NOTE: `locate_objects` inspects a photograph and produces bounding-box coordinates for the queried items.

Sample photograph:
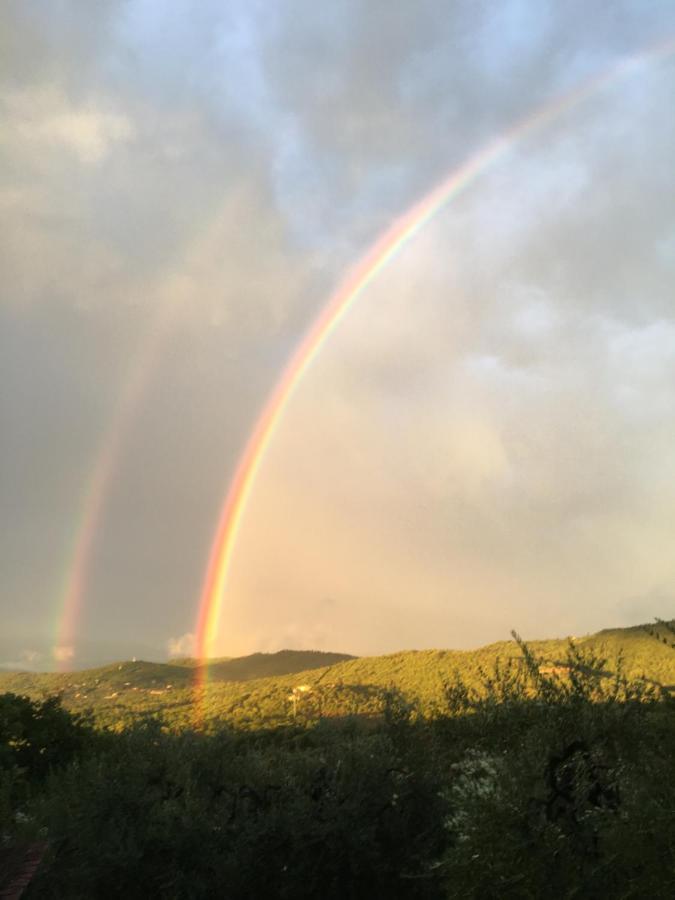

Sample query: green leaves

[0,694,92,782]
[1,627,674,897]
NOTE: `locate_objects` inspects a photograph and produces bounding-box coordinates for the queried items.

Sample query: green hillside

[2,621,675,897]
[0,649,354,719]
[1,623,673,732]
[0,660,194,697]
[187,649,354,682]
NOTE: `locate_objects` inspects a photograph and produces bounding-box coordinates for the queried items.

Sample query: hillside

[1,622,673,731]
[5,623,674,899]
[0,649,354,704]
[173,649,354,681]
[4,623,675,898]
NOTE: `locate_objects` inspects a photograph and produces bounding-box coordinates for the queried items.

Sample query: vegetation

[1,623,674,897]
[1,625,673,733]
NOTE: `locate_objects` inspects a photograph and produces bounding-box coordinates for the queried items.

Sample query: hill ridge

[1,621,673,730]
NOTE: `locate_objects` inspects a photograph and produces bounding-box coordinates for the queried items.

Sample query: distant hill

[172,649,354,682]
[0,659,193,700]
[210,649,355,680]
[0,649,355,699]
[1,622,672,730]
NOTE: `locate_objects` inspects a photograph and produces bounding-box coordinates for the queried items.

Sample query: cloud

[2,86,134,165]
[167,633,196,659]
[218,87,675,649]
[2,0,675,664]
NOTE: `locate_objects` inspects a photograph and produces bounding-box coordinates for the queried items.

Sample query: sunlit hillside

[3,621,675,898]
[2,623,673,732]
[0,649,353,703]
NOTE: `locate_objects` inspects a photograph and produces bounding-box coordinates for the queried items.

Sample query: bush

[27,722,449,899]
[0,694,92,782]
[0,632,672,898]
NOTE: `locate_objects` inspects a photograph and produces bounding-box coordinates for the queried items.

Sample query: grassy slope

[1,623,673,730]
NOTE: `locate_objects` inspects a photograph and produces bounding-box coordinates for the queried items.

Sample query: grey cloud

[262,2,675,235]
[0,2,120,91]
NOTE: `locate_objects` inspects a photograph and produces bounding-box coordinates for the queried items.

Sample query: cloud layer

[2,1,675,667]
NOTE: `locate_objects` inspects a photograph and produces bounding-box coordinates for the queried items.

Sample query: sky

[2,1,675,670]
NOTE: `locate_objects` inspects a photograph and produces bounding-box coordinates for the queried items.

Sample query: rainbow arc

[194,37,675,672]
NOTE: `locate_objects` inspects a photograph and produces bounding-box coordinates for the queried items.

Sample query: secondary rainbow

[194,37,675,672]
[53,310,180,669]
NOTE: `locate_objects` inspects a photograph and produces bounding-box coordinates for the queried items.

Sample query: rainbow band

[54,313,179,669]
[194,37,675,672]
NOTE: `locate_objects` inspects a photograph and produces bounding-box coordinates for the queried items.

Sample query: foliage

[0,625,674,896]
[1,623,673,733]
[435,632,675,898]
[0,694,93,782]
[25,722,447,899]
[0,693,94,851]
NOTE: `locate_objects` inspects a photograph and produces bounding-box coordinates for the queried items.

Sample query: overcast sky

[2,1,675,670]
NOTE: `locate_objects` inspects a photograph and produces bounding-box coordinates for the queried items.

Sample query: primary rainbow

[194,37,675,673]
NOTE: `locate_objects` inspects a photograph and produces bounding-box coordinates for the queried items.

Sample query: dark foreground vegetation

[2,628,675,898]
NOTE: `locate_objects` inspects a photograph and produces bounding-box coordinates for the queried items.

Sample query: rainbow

[194,37,675,676]
[50,37,675,676]
[54,434,121,670]
[53,313,177,670]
